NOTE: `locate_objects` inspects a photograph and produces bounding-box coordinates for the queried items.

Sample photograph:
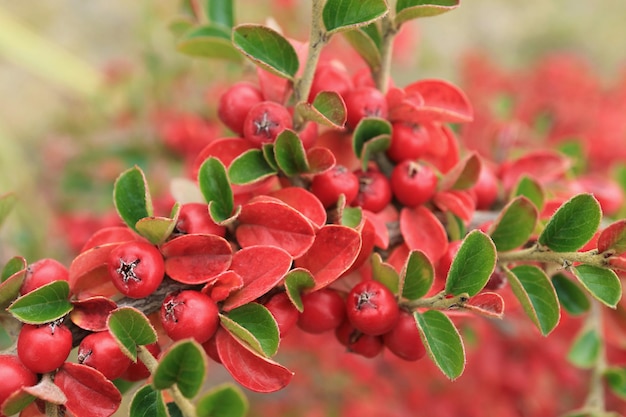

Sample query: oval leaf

[113,166,153,233]
[2,255,25,282]
[605,368,626,401]
[505,265,560,335]
[228,149,277,186]
[598,219,626,256]
[206,0,234,29]
[152,339,208,399]
[488,196,538,252]
[568,328,601,369]
[352,117,392,159]
[0,263,26,309]
[220,303,279,357]
[399,206,448,264]
[130,385,169,417]
[323,0,389,34]
[70,296,117,331]
[232,24,299,79]
[445,230,496,297]
[396,0,460,26]
[538,193,601,252]
[463,292,504,319]
[107,307,158,362]
[161,234,232,284]
[400,250,434,300]
[414,310,465,380]
[270,187,327,229]
[8,280,73,324]
[370,252,400,294]
[177,24,242,61]
[196,383,249,417]
[438,152,481,191]
[342,28,381,70]
[68,243,120,299]
[402,79,473,123]
[284,268,315,312]
[135,215,178,246]
[512,175,545,211]
[572,264,621,308]
[306,146,336,174]
[198,157,234,223]
[552,273,590,316]
[274,129,310,176]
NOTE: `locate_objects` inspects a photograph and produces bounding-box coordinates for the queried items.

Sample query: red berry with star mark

[107,241,165,299]
[160,290,220,344]
[243,101,293,146]
[346,280,399,336]
[343,86,388,130]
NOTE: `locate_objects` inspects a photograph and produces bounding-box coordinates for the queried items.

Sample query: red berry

[308,62,354,102]
[390,160,438,207]
[343,87,388,130]
[107,241,165,299]
[387,123,430,163]
[298,121,319,149]
[352,169,392,213]
[335,320,384,358]
[20,258,69,296]
[217,82,264,135]
[202,334,222,364]
[297,289,346,334]
[346,280,399,336]
[243,101,293,146]
[0,355,38,407]
[311,165,360,208]
[470,163,499,210]
[383,309,426,361]
[78,331,132,380]
[175,203,226,237]
[263,292,299,337]
[121,342,161,381]
[17,323,73,374]
[160,290,220,344]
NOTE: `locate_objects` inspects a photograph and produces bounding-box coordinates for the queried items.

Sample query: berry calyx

[107,241,165,299]
[346,280,400,336]
[243,101,293,146]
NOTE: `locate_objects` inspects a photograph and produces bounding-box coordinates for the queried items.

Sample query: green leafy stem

[498,245,617,271]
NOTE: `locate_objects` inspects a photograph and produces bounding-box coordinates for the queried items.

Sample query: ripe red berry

[20,258,69,296]
[175,202,226,237]
[160,290,220,344]
[17,323,73,374]
[263,291,299,337]
[310,165,360,208]
[387,123,430,163]
[308,62,354,102]
[352,169,392,213]
[121,342,161,381]
[107,241,165,299]
[297,288,346,334]
[243,101,293,146]
[0,355,38,407]
[390,160,438,207]
[470,163,499,210]
[346,280,399,336]
[383,309,426,361]
[217,82,264,135]
[335,320,384,358]
[78,331,132,380]
[343,86,388,130]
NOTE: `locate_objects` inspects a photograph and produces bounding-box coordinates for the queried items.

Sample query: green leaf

[284,269,315,312]
[552,273,590,316]
[445,230,496,297]
[130,385,169,417]
[341,206,362,229]
[135,207,180,245]
[537,193,601,252]
[232,24,299,79]
[568,328,601,369]
[168,17,195,39]
[438,153,481,191]
[196,383,249,417]
[414,310,465,380]
[177,24,242,61]
[8,280,73,324]
[274,130,310,176]
[0,268,26,309]
[605,368,626,400]
[488,196,538,252]
[152,339,207,399]
[114,166,153,233]
[512,175,545,211]
[360,135,390,172]
[371,253,400,295]
[2,256,26,282]
[342,28,381,71]
[198,157,234,223]
[0,192,17,228]
[505,265,560,335]
[572,264,622,308]
[205,0,234,29]
[219,303,280,358]
[107,307,158,362]
[400,250,434,300]
[295,91,347,128]
[228,149,277,185]
[323,0,389,34]
[262,144,279,171]
[352,117,392,159]
[396,0,460,26]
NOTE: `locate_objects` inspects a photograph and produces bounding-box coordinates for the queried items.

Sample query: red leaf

[598,220,626,256]
[294,225,362,290]
[192,137,254,179]
[236,199,316,257]
[399,206,448,264]
[215,327,293,393]
[202,270,244,303]
[54,363,121,417]
[80,226,138,253]
[363,210,390,250]
[222,246,293,311]
[69,244,120,299]
[161,234,232,284]
[70,296,117,331]
[270,187,327,229]
[464,292,505,318]
[402,79,473,123]
[433,190,476,223]
[499,150,571,191]
[438,152,482,191]
[422,124,460,173]
[306,146,336,174]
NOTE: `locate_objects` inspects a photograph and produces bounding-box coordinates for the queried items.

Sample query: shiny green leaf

[488,196,538,252]
[284,268,315,312]
[568,328,600,368]
[552,273,590,316]
[198,157,234,223]
[352,117,392,159]
[396,0,460,26]
[152,339,207,398]
[130,385,168,417]
[342,28,381,70]
[415,310,465,380]
[323,0,389,34]
[445,230,496,297]
[196,383,249,417]
[274,130,309,176]
[512,175,545,211]
[400,250,434,300]
[177,24,242,61]
[572,265,621,308]
[8,280,72,324]
[228,149,277,185]
[219,303,280,357]
[205,0,234,28]
[114,166,153,233]
[107,307,158,362]
[371,252,400,295]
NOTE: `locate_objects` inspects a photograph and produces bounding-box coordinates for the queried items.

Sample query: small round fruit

[297,289,346,334]
[107,241,165,299]
[243,101,293,146]
[387,123,430,163]
[308,62,354,102]
[121,342,161,382]
[346,280,399,336]
[383,309,426,361]
[471,163,499,210]
[78,331,132,380]
[335,320,383,358]
[20,258,69,296]
[263,292,299,337]
[175,203,226,237]
[343,86,388,130]
[390,160,438,207]
[311,165,360,208]
[0,355,38,406]
[217,82,264,135]
[352,169,392,213]
[17,323,73,374]
[160,290,220,344]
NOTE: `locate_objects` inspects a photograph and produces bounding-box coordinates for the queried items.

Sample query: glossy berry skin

[335,320,384,358]
[78,331,132,380]
[107,241,165,299]
[20,258,69,296]
[17,323,73,374]
[343,86,388,130]
[470,163,499,210]
[297,289,346,334]
[263,292,299,337]
[175,203,226,237]
[346,280,399,336]
[121,342,160,382]
[387,123,430,163]
[243,101,293,146]
[310,165,360,208]
[352,169,392,213]
[217,82,264,135]
[383,310,426,361]
[308,62,354,102]
[390,160,438,207]
[0,355,38,407]
[160,290,220,344]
